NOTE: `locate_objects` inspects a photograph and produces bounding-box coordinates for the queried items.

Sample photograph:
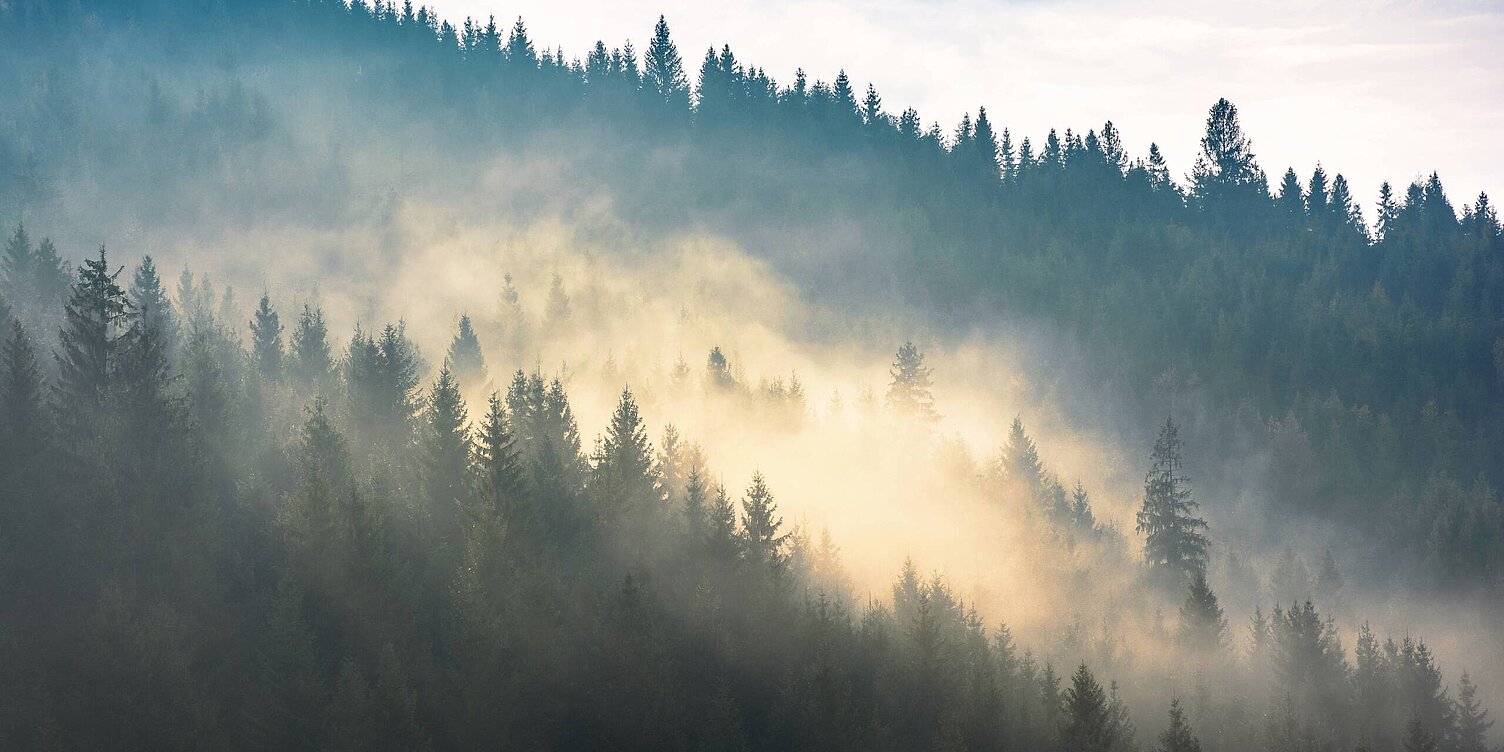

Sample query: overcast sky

[431,0,1503,210]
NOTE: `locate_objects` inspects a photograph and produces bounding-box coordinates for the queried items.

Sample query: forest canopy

[0,1,1501,750]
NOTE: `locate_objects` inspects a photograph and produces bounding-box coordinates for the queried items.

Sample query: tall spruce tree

[1061,663,1117,752]
[250,293,284,383]
[447,314,485,387]
[1136,417,1209,584]
[1178,572,1227,650]
[591,387,660,525]
[739,471,787,578]
[1452,672,1493,752]
[55,246,128,442]
[644,15,688,109]
[1156,699,1201,752]
[886,341,938,423]
[474,391,524,523]
[127,256,178,360]
[422,362,473,551]
[289,303,332,393]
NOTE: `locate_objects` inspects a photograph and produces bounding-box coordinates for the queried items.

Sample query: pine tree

[885,341,938,423]
[1061,663,1117,752]
[1452,672,1493,752]
[1177,572,1226,650]
[0,321,50,486]
[290,303,332,393]
[1155,699,1201,752]
[250,293,284,383]
[504,16,536,68]
[739,471,787,577]
[644,15,688,109]
[116,277,184,476]
[127,255,178,360]
[544,273,571,336]
[1001,416,1044,500]
[706,482,739,564]
[1402,719,1438,752]
[422,362,472,549]
[591,387,660,524]
[1190,98,1265,212]
[55,246,129,440]
[1136,417,1209,584]
[1377,181,1400,241]
[971,107,1000,182]
[447,313,485,387]
[474,391,524,522]
[1277,168,1305,227]
[0,223,33,304]
[861,83,883,127]
[681,463,709,544]
[705,345,735,391]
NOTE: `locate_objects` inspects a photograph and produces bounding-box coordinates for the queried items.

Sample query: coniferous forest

[1,1,1502,750]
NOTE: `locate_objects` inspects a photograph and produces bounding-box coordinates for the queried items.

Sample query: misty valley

[0,1,1501,751]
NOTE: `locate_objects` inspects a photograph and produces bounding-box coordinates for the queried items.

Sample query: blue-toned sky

[433,0,1503,213]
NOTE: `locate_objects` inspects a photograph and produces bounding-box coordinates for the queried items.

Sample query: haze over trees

[1,1,1502,751]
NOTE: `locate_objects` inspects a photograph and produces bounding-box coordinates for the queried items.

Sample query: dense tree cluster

[3,1,1498,596]
[0,238,1494,750]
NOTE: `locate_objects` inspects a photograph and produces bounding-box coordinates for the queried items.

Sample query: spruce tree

[290,303,332,393]
[447,313,485,387]
[422,362,472,547]
[1061,663,1116,752]
[705,345,735,391]
[55,246,128,441]
[127,255,178,360]
[644,15,688,109]
[1155,699,1201,752]
[1001,416,1045,501]
[739,471,787,577]
[250,293,284,383]
[1136,417,1209,584]
[1177,572,1226,650]
[0,321,49,485]
[1452,672,1493,752]
[1190,98,1265,213]
[474,391,524,522]
[1402,719,1438,752]
[591,387,659,523]
[706,482,739,565]
[886,341,938,423]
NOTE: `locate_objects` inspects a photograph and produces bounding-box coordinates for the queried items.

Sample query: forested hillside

[0,0,1501,750]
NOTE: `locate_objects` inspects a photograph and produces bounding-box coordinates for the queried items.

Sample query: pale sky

[431,0,1504,211]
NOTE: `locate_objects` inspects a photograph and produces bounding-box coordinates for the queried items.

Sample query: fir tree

[447,313,486,387]
[1178,572,1227,650]
[705,345,735,391]
[1190,98,1264,212]
[644,15,688,108]
[422,362,473,549]
[127,255,178,360]
[0,321,50,485]
[474,391,524,522]
[55,246,129,439]
[250,293,284,383]
[739,471,787,577]
[1155,699,1201,752]
[885,340,938,423]
[1452,672,1493,752]
[1061,663,1117,752]
[591,387,660,526]
[1136,417,1209,584]
[290,303,332,393]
